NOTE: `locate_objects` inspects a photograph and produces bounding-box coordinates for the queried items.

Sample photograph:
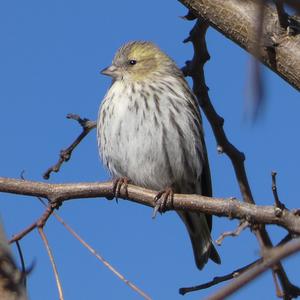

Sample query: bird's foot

[152,187,174,219]
[109,177,130,202]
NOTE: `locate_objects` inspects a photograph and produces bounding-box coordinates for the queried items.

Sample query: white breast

[97,79,203,192]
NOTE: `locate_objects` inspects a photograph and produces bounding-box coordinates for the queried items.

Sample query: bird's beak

[100,65,119,78]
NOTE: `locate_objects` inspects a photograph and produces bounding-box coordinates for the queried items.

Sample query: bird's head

[101,41,175,81]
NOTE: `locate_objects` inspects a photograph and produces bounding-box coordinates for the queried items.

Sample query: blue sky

[0,1,299,299]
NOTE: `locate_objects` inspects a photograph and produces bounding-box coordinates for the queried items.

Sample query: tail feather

[178,211,220,270]
[210,243,221,265]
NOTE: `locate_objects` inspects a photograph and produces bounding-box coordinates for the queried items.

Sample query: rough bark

[179,0,300,91]
[1,177,300,235]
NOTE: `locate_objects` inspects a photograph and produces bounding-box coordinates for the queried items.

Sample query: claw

[152,188,174,219]
[111,177,130,202]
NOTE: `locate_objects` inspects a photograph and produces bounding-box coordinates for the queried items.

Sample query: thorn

[183,36,191,43]
[181,10,197,21]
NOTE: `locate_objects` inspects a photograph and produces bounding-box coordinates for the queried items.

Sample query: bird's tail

[178,211,221,270]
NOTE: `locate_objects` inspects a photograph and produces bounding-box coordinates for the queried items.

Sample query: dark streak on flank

[116,120,123,138]
[149,84,158,93]
[134,101,139,114]
[153,94,161,115]
[101,129,107,146]
[101,108,106,126]
[109,104,115,118]
[144,90,150,97]
[131,84,136,94]
[169,110,184,139]
[188,119,199,141]
[157,85,164,94]
[162,81,181,99]
[141,92,149,110]
[168,96,181,114]
[153,114,159,128]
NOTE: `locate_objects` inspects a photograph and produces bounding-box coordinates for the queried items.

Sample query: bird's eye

[129,60,137,65]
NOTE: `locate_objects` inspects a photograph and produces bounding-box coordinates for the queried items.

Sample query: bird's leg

[152,187,174,219]
[110,177,131,202]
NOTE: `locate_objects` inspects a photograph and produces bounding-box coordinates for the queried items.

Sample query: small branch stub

[43,114,96,180]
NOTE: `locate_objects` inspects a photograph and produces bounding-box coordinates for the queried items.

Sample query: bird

[97,41,221,270]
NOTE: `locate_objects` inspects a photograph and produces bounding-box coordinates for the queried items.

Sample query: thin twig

[53,211,152,300]
[12,192,151,299]
[179,258,261,295]
[277,233,293,246]
[272,171,285,210]
[43,114,96,180]
[179,233,295,295]
[38,227,64,300]
[10,222,37,244]
[216,221,249,245]
[35,196,151,299]
[206,238,300,300]
[272,268,284,298]
[9,204,55,244]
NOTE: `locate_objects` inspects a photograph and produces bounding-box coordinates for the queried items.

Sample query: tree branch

[179,0,300,91]
[272,171,285,210]
[179,233,292,295]
[216,220,250,245]
[207,238,300,300]
[43,114,96,180]
[179,258,262,295]
[38,227,64,300]
[1,177,300,235]
[50,206,152,300]
[182,18,300,298]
